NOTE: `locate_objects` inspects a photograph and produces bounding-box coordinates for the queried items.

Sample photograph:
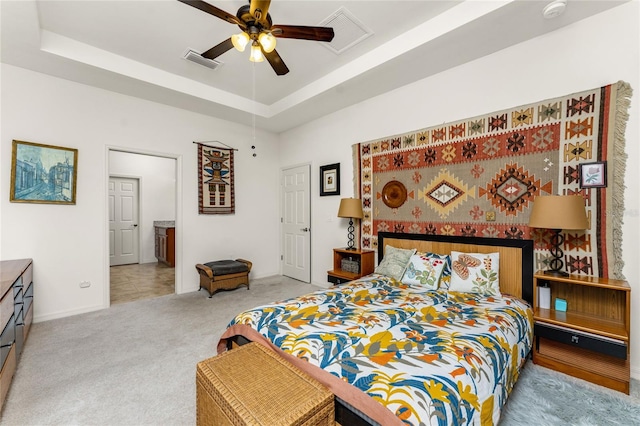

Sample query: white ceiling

[1,0,629,133]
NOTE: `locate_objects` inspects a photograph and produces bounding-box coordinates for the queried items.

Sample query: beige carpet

[1,275,638,425]
[1,275,313,425]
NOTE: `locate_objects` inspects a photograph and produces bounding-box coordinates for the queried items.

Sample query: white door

[281,165,311,282]
[109,177,140,266]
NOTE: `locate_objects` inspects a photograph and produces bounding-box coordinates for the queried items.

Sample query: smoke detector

[543,0,567,19]
[183,49,222,70]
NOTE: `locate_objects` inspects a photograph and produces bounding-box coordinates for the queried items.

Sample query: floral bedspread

[227,274,533,426]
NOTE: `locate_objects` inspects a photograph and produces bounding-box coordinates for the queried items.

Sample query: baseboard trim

[34,304,105,323]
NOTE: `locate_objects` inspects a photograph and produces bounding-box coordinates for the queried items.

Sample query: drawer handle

[571,335,579,344]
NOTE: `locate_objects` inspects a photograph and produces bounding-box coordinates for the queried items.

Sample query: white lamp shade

[258,32,276,53]
[231,32,250,52]
[249,43,264,62]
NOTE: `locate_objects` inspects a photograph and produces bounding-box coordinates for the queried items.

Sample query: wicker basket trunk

[196,342,335,426]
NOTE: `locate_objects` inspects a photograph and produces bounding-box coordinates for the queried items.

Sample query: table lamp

[337,198,364,250]
[528,195,589,276]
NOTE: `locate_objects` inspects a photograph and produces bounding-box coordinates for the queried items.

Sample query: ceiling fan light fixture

[249,42,264,62]
[231,32,250,52]
[258,32,276,53]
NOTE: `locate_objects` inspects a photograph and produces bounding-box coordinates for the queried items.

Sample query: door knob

[300,227,310,232]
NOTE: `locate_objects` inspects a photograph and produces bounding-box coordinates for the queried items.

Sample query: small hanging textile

[198,143,235,214]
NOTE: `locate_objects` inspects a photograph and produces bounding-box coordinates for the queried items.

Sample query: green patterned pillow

[402,253,447,289]
[374,245,416,280]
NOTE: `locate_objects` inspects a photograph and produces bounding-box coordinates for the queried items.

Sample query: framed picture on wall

[10,140,78,204]
[579,161,607,188]
[320,163,340,196]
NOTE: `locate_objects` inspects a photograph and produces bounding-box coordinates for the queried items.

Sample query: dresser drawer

[23,303,34,341]
[13,276,23,294]
[24,283,33,315]
[535,323,627,360]
[23,263,33,287]
[1,316,15,368]
[328,274,351,285]
[13,287,24,311]
[0,344,16,413]
[0,293,13,332]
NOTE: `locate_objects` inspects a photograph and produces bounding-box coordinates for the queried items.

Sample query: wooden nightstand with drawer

[532,271,631,394]
[327,248,375,285]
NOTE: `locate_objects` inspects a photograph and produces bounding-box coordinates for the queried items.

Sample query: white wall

[109,151,176,264]
[1,64,282,321]
[279,3,640,377]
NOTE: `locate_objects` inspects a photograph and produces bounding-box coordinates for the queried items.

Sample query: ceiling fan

[178,0,335,75]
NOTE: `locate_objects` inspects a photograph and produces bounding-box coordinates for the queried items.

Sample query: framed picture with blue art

[579,161,607,188]
[10,140,78,204]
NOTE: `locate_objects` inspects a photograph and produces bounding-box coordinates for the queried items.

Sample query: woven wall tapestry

[198,144,235,214]
[353,81,632,279]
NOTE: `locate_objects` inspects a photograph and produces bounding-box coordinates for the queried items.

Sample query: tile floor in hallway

[110,262,174,305]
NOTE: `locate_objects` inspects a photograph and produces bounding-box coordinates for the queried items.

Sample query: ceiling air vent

[319,7,373,55]
[183,49,222,70]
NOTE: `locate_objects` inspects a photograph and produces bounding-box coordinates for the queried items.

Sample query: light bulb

[258,32,276,53]
[249,42,264,62]
[231,32,250,52]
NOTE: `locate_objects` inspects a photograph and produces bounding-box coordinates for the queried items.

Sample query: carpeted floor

[1,275,638,425]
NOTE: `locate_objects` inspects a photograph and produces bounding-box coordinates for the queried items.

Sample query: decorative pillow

[402,253,447,289]
[422,252,452,289]
[374,245,416,280]
[448,251,500,295]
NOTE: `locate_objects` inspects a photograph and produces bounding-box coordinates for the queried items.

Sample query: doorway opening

[107,148,179,306]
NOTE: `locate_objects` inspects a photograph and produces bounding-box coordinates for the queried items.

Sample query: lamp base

[543,269,569,277]
[344,247,357,251]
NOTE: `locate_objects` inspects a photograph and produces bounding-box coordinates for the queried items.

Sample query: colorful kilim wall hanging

[353,81,632,279]
[198,144,235,214]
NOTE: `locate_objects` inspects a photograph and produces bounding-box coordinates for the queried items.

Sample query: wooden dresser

[1,259,34,412]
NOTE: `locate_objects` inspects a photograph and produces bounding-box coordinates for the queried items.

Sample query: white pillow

[402,253,447,290]
[448,251,500,295]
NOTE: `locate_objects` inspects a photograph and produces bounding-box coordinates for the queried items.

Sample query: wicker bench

[195,259,252,298]
[196,342,334,425]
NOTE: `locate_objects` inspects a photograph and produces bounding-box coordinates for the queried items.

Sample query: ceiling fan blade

[202,37,234,60]
[271,25,334,42]
[263,49,289,76]
[178,0,246,29]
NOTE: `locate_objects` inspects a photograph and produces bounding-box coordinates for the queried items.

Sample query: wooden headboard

[377,233,534,303]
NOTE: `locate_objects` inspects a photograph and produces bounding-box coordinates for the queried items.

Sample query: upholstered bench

[195,259,252,298]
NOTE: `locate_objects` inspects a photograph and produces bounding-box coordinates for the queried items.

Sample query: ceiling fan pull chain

[252,62,257,158]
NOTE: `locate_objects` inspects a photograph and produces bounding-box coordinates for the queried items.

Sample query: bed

[217,233,534,426]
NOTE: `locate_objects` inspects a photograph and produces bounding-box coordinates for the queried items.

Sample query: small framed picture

[320,163,340,196]
[579,161,607,188]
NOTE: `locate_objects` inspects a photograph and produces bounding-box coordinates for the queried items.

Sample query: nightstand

[327,248,375,285]
[532,271,631,394]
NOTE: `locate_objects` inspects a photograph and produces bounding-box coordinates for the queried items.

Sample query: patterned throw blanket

[219,275,533,426]
[353,82,632,279]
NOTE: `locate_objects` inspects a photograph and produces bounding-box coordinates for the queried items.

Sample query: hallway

[110,262,174,305]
